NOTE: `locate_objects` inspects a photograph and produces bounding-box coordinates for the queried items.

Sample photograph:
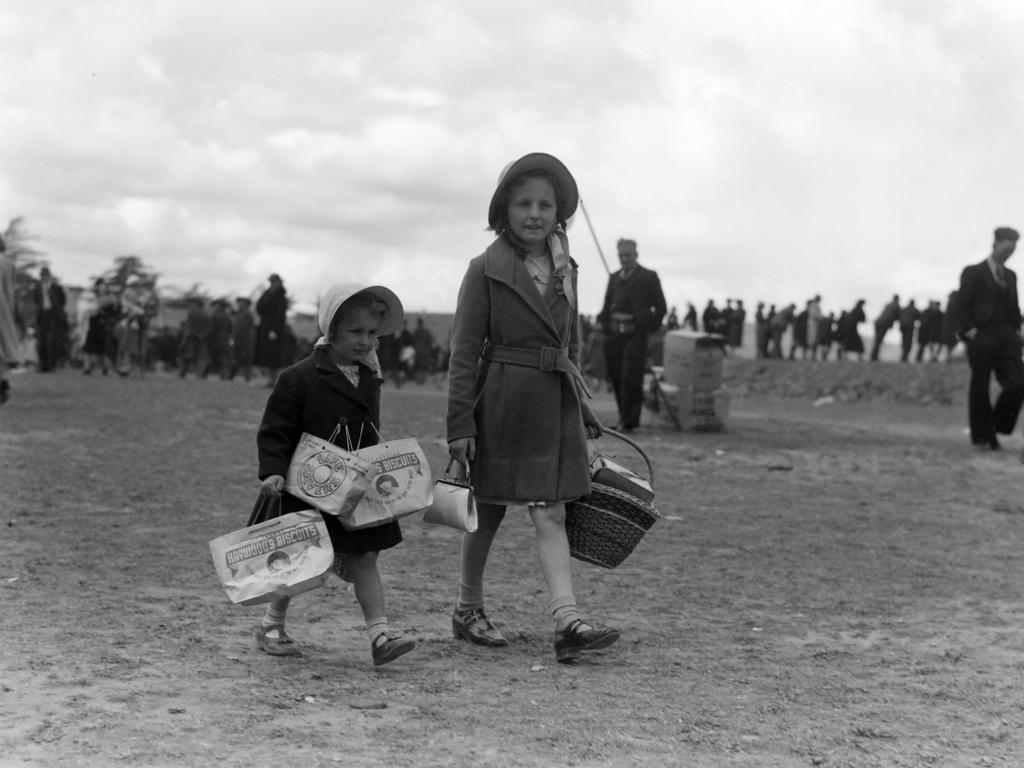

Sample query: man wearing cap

[956,227,1024,450]
[597,238,666,432]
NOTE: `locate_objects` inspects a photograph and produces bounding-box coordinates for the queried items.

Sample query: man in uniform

[956,227,1024,451]
[597,238,666,432]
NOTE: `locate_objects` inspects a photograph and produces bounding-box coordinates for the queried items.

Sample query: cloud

[2,0,1024,323]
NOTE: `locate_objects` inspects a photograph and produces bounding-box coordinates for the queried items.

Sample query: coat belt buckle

[538,347,557,371]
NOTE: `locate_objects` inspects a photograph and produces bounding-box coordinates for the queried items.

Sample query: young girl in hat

[255,281,415,666]
[446,152,619,663]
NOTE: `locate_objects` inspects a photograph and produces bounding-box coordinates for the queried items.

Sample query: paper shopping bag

[342,437,434,530]
[284,432,374,517]
[209,509,334,605]
[423,459,477,532]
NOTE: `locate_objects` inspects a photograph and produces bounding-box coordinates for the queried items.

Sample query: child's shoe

[554,619,620,664]
[451,607,508,647]
[255,624,301,656]
[371,632,415,666]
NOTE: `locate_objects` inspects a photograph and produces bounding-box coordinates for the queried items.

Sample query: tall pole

[578,198,612,276]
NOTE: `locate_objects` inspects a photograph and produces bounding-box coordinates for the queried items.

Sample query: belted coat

[446,234,595,505]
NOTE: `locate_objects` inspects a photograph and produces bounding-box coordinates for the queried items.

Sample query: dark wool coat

[447,234,594,504]
[254,286,288,368]
[257,346,402,553]
[596,264,667,335]
[956,260,1021,347]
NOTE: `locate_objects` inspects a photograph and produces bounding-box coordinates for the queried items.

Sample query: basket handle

[601,428,654,487]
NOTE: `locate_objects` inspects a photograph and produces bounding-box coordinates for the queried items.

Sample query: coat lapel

[483,236,563,340]
[313,348,370,412]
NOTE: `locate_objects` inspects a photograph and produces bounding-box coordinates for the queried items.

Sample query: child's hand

[260,475,285,496]
[448,437,475,468]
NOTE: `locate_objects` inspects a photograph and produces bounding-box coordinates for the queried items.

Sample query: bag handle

[601,428,654,487]
[331,417,384,450]
[443,457,471,484]
[247,492,283,527]
[328,418,352,449]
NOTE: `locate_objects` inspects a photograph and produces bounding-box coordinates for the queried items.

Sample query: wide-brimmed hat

[487,152,578,231]
[316,282,404,342]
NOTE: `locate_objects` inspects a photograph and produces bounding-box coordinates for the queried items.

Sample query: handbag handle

[601,428,654,488]
[443,457,471,484]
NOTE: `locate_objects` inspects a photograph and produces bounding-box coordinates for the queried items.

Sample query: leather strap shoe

[452,607,508,647]
[554,619,621,663]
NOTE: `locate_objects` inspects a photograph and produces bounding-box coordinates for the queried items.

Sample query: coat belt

[480,342,592,398]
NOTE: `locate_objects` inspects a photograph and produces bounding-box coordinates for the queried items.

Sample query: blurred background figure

[82,278,119,375]
[228,296,256,382]
[33,265,67,372]
[202,298,233,379]
[116,275,158,378]
[178,296,210,378]
[0,235,16,403]
[254,273,288,387]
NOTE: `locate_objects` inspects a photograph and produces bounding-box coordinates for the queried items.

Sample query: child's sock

[550,595,588,633]
[366,617,389,644]
[261,599,289,631]
[456,582,484,613]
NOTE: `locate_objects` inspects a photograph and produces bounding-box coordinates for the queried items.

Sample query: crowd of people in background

[0,265,449,391]
[0,254,966,411]
[645,291,962,364]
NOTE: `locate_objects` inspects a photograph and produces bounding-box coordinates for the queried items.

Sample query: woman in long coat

[446,153,618,664]
[254,274,288,386]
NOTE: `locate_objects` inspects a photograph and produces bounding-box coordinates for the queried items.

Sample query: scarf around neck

[504,225,575,307]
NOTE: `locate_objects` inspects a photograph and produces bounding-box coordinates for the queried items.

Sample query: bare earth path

[1,361,1022,767]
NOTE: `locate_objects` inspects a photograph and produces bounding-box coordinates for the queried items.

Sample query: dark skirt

[253,325,283,368]
[83,315,108,355]
[280,491,402,553]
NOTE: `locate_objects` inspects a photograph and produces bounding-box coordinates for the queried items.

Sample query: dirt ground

[2,360,1024,767]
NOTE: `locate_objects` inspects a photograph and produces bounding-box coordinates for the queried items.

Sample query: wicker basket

[566,429,660,568]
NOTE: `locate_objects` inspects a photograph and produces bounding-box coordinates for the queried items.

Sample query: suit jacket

[956,260,1021,347]
[597,264,667,334]
[33,279,66,319]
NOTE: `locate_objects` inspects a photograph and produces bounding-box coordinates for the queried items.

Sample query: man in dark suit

[33,266,67,372]
[956,226,1024,450]
[597,238,667,432]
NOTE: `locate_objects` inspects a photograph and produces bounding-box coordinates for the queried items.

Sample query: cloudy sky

[3,0,1024,319]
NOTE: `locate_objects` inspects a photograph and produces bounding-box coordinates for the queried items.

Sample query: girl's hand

[260,475,285,496]
[448,437,476,468]
[584,420,604,440]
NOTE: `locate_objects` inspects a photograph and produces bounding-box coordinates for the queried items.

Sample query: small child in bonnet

[254,281,415,666]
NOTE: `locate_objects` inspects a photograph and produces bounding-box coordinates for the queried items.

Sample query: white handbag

[423,459,477,532]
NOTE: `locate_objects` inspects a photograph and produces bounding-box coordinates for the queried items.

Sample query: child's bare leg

[256,596,300,656]
[346,551,414,665]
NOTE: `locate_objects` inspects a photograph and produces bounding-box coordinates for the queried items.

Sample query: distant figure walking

[870,294,900,361]
[254,274,288,387]
[33,266,67,372]
[228,296,256,382]
[898,299,920,362]
[202,299,233,379]
[683,302,698,331]
[839,300,867,361]
[0,236,16,403]
[178,297,210,378]
[955,227,1024,451]
[597,237,667,432]
[768,303,794,359]
[806,295,823,359]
